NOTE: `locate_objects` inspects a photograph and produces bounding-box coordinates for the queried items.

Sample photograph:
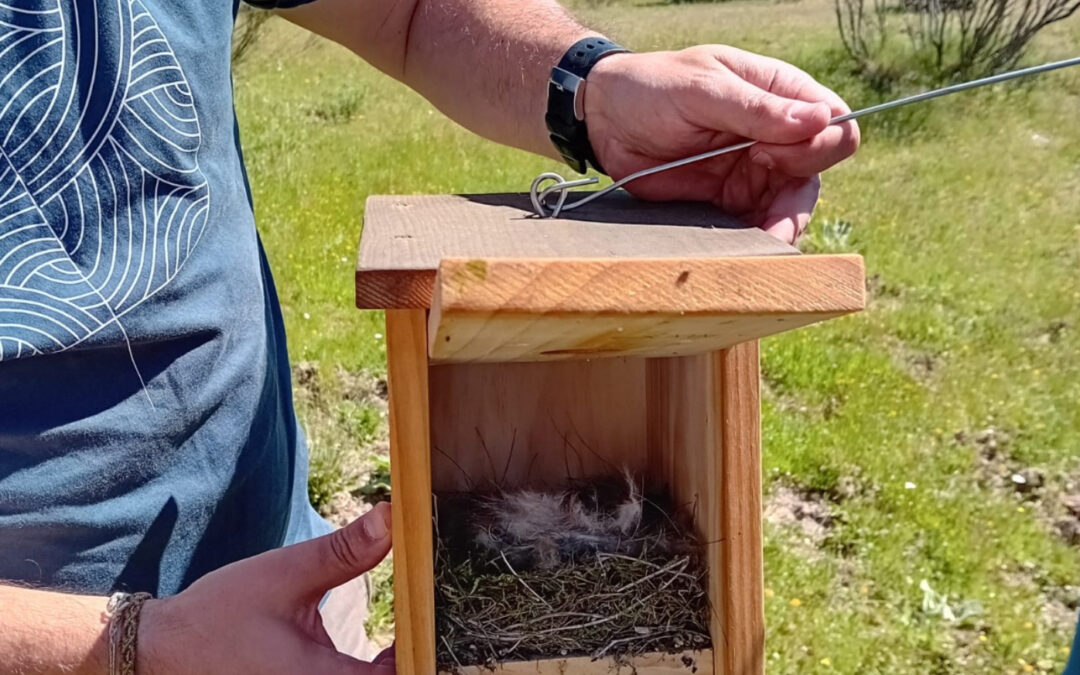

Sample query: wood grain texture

[714,343,764,675]
[645,353,715,543]
[428,358,648,493]
[356,193,798,309]
[428,256,865,363]
[441,650,714,674]
[646,345,764,675]
[385,309,437,675]
[646,354,723,672]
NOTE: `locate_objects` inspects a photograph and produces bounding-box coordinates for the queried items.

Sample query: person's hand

[136,502,395,675]
[585,45,860,243]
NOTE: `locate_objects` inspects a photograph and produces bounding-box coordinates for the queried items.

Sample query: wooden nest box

[356,193,865,674]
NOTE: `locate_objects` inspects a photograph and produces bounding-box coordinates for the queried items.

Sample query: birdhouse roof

[355,192,797,309]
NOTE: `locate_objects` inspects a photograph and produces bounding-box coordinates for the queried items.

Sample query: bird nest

[433,474,711,671]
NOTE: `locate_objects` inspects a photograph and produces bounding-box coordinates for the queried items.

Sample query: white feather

[473,471,650,568]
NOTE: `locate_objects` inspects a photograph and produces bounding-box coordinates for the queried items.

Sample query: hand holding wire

[529,56,1080,218]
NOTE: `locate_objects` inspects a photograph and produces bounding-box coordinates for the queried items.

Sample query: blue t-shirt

[0,0,328,597]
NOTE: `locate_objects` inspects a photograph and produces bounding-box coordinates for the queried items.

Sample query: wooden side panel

[715,342,765,675]
[441,649,714,674]
[385,309,436,675]
[646,343,764,675]
[646,354,714,530]
[646,353,722,666]
[428,256,865,363]
[428,358,648,493]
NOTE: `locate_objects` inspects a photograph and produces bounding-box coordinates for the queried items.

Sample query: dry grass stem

[433,479,711,670]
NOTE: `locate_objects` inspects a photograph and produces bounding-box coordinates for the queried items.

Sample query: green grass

[234,2,1080,671]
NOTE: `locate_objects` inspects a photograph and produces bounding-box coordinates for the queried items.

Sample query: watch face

[550,66,582,95]
[550,67,587,122]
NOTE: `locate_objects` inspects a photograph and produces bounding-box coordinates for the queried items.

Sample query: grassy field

[234,2,1080,672]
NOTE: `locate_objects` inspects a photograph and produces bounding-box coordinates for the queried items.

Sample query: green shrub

[308,436,356,513]
[296,362,387,513]
[359,454,392,505]
[835,0,1080,83]
[306,86,369,124]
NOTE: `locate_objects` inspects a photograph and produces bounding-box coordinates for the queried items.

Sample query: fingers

[682,69,832,145]
[749,120,860,177]
[759,174,821,244]
[275,502,393,600]
[687,45,860,174]
[320,502,393,590]
[711,45,851,116]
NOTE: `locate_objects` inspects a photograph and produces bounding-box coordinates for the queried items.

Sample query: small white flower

[374,333,383,340]
[303,312,311,320]
[1010,473,1026,485]
[904,481,917,490]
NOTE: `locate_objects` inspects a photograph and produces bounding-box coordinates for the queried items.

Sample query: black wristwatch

[545,37,630,175]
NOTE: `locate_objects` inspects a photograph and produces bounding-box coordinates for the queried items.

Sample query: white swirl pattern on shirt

[0,0,209,361]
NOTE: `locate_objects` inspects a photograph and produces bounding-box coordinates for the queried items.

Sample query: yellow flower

[978,635,988,643]
[1024,621,1033,629]
[820,657,832,666]
[765,588,775,598]
[859,585,869,595]
[790,598,803,607]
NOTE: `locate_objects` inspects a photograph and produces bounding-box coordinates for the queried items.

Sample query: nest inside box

[433,473,712,671]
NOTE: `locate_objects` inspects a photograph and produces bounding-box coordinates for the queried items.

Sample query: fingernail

[751,151,775,169]
[363,504,390,540]
[790,101,827,124]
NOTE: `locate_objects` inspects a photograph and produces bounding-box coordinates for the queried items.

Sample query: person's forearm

[0,584,107,675]
[397,0,595,156]
[280,0,597,157]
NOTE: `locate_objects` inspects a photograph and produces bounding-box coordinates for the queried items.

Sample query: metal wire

[530,55,1080,218]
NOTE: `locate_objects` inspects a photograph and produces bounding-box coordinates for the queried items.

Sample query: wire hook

[529,172,598,218]
[529,139,755,218]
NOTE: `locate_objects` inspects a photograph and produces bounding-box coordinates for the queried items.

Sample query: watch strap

[546,37,629,175]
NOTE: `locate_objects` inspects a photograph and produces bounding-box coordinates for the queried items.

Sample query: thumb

[279,502,393,600]
[690,73,831,145]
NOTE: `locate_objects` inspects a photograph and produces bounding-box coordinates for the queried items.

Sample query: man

[0,0,858,672]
